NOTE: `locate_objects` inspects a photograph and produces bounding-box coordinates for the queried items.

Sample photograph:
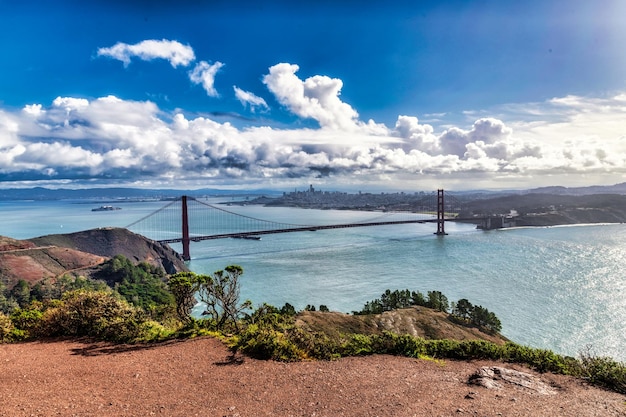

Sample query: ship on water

[91,205,122,212]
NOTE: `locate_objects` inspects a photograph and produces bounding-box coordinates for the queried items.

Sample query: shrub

[574,348,626,394]
[9,306,44,336]
[287,327,339,360]
[340,333,374,356]
[236,323,304,361]
[0,311,24,343]
[38,290,147,342]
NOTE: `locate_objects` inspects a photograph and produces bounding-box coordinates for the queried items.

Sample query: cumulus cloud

[97,39,195,67]
[233,86,269,112]
[189,61,225,97]
[2,72,626,189]
[263,63,360,130]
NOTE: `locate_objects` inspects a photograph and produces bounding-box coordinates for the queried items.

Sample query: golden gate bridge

[127,190,468,261]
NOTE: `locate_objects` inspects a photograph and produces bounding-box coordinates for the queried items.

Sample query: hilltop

[0,228,187,288]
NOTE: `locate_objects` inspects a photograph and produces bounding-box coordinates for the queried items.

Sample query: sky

[1,0,626,192]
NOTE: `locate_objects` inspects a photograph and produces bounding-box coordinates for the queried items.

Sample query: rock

[468,366,556,395]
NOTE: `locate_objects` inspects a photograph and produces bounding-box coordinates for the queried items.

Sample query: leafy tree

[174,265,252,331]
[280,302,297,316]
[318,305,329,312]
[470,305,502,333]
[304,304,316,311]
[168,272,198,322]
[381,289,414,311]
[426,291,449,312]
[452,298,473,320]
[196,265,251,330]
[411,290,426,306]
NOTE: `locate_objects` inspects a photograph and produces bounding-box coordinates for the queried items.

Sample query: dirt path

[1,337,624,416]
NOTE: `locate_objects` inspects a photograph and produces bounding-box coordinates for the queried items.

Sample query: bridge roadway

[157,217,476,244]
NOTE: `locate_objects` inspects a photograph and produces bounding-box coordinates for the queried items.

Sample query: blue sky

[1,0,625,191]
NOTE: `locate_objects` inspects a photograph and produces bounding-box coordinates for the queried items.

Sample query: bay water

[1,198,624,361]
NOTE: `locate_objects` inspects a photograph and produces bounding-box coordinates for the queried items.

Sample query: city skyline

[1,0,625,191]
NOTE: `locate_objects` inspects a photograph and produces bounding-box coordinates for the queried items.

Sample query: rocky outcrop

[468,366,557,395]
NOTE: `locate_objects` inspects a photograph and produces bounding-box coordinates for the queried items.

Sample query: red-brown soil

[1,337,624,417]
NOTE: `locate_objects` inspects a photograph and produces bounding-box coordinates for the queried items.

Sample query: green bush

[38,290,147,342]
[287,327,339,360]
[573,349,626,394]
[340,334,374,356]
[0,311,24,342]
[9,306,44,336]
[236,323,303,361]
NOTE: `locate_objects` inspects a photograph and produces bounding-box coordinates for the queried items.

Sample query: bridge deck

[157,217,476,244]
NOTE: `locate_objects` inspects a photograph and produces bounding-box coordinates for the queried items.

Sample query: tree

[411,290,426,307]
[280,303,297,316]
[195,265,252,331]
[470,305,502,333]
[452,298,473,320]
[426,291,449,312]
[168,272,198,322]
[318,304,329,312]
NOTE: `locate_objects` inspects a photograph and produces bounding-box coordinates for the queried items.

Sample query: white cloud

[3,84,626,189]
[0,111,20,146]
[233,86,269,112]
[263,63,360,130]
[189,61,225,97]
[97,39,195,68]
[393,115,438,154]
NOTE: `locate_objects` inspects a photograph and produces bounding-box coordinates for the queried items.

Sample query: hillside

[0,228,188,288]
[297,307,507,345]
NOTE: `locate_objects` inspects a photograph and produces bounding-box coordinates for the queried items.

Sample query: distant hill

[1,228,188,289]
[461,193,626,225]
[0,187,278,201]
[527,182,626,195]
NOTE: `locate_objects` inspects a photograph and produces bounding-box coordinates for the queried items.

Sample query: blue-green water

[1,199,624,361]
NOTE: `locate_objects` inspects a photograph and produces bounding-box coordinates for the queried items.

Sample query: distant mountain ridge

[0,187,278,201]
[1,183,625,201]
[527,182,626,195]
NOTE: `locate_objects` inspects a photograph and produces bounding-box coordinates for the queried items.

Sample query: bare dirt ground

[1,337,624,417]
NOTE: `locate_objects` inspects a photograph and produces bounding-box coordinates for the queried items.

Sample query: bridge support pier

[435,189,447,236]
[182,195,191,261]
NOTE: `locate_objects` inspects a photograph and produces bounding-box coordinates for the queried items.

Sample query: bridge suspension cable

[125,190,467,260]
